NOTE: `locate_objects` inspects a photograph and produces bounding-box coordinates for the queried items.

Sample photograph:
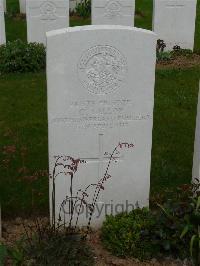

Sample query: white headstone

[92,0,135,26]
[4,0,6,12]
[192,82,200,182]
[0,0,6,45]
[153,0,197,51]
[26,0,69,45]
[19,0,26,14]
[47,25,156,228]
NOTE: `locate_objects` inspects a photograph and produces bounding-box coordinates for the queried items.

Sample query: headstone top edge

[46,25,157,39]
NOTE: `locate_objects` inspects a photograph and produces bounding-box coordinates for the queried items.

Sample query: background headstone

[4,0,6,12]
[0,0,6,45]
[192,82,200,182]
[47,25,156,227]
[69,0,81,12]
[19,0,26,14]
[153,0,197,51]
[92,0,135,26]
[26,0,69,45]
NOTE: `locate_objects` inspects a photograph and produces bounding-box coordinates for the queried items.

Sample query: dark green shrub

[101,182,200,262]
[75,0,91,18]
[180,193,200,266]
[0,244,7,265]
[153,182,200,263]
[157,51,172,62]
[156,40,194,62]
[0,40,46,74]
[156,39,172,62]
[172,46,193,57]
[161,182,200,265]
[101,208,157,260]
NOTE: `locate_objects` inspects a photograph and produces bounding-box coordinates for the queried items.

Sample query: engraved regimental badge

[105,0,122,18]
[40,1,57,20]
[78,45,128,95]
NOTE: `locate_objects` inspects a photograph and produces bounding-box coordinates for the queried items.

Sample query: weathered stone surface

[92,0,135,26]
[47,25,156,227]
[192,81,200,182]
[0,0,6,45]
[153,0,197,50]
[26,0,69,45]
[19,0,26,13]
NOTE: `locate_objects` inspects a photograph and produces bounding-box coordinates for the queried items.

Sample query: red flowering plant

[50,141,135,235]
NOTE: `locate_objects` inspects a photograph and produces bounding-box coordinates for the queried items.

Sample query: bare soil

[0,218,192,266]
[157,54,200,69]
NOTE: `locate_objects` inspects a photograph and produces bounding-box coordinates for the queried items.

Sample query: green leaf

[0,244,7,266]
[196,196,200,211]
[163,240,171,251]
[190,235,197,257]
[157,203,174,220]
[180,225,189,239]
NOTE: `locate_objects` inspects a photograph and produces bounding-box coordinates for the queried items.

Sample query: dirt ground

[157,53,200,69]
[0,217,192,266]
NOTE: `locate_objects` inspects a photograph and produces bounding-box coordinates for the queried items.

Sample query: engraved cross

[80,134,123,180]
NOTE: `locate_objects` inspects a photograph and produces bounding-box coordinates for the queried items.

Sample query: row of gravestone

[3,0,81,13]
[0,0,198,51]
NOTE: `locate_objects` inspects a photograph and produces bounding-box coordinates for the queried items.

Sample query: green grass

[5,16,27,42]
[0,0,200,216]
[135,0,153,30]
[0,73,48,215]
[151,68,200,192]
[6,0,19,13]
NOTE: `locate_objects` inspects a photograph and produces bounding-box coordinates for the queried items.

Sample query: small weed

[156,40,172,62]
[9,223,94,266]
[172,46,193,57]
